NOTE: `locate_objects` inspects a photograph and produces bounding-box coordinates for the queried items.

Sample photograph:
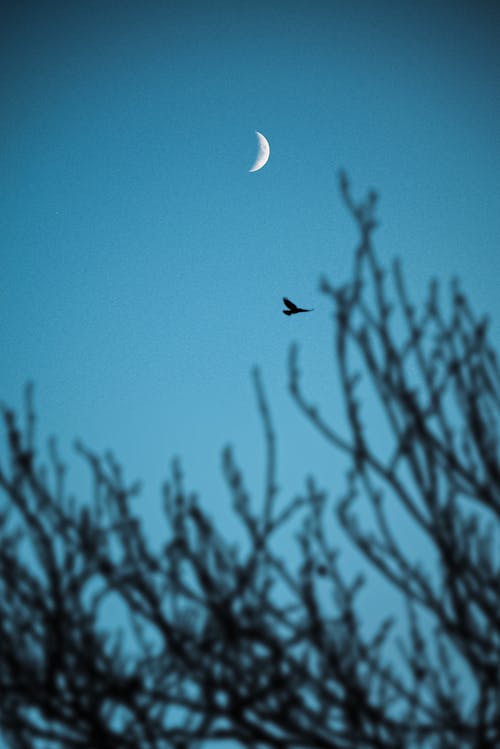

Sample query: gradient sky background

[2,0,500,660]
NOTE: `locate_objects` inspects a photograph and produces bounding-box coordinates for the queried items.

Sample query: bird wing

[283,297,298,311]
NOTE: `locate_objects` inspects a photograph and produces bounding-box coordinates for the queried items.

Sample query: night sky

[2,0,500,644]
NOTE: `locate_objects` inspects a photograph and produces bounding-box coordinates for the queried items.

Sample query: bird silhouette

[282,297,313,316]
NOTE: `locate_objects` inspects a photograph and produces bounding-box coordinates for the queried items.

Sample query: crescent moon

[249,131,270,172]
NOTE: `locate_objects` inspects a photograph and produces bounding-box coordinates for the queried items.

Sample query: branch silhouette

[1,174,499,748]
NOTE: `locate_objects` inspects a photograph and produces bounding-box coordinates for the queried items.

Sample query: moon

[249,131,270,172]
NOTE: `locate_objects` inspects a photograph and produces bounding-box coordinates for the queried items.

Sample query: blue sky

[1,0,500,612]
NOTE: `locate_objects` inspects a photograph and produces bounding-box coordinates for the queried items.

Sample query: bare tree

[1,174,498,748]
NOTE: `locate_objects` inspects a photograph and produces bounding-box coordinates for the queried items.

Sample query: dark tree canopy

[1,174,499,748]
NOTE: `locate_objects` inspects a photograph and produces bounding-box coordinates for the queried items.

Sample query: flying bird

[282,297,313,316]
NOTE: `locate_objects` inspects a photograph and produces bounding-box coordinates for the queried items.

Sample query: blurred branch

[289,170,500,747]
[1,173,499,747]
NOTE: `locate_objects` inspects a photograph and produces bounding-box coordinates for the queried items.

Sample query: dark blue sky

[2,1,500,575]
